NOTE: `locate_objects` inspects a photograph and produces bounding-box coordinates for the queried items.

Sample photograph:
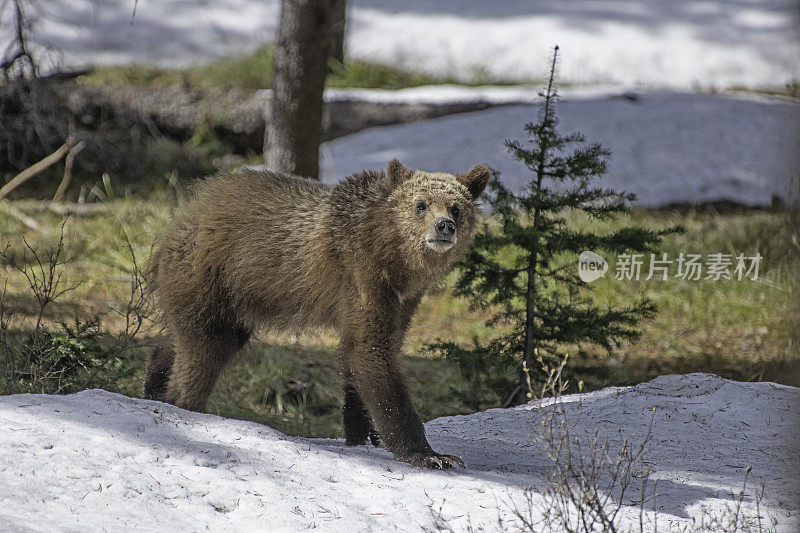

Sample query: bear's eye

[416,201,427,213]
[451,204,460,219]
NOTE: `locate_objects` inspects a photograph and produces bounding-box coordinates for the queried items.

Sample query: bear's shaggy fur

[145,160,490,468]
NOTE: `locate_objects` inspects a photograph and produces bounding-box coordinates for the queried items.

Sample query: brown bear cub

[145,159,490,469]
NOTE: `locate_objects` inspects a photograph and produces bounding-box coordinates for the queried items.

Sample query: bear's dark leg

[342,383,381,446]
[339,336,380,446]
[144,344,175,401]
[164,320,251,412]
[342,383,371,444]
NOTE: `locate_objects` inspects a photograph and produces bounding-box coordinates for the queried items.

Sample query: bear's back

[152,169,343,327]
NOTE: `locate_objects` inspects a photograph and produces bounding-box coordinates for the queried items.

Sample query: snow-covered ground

[3,0,798,88]
[4,1,798,206]
[319,88,800,207]
[1,374,798,532]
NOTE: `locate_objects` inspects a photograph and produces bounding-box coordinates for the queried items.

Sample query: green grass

[208,341,469,438]
[1,198,797,437]
[728,81,800,99]
[566,207,800,389]
[80,45,523,91]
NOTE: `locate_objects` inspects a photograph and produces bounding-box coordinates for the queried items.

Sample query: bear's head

[385,159,491,271]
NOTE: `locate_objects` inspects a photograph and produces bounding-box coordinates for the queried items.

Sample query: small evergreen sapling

[432,47,682,407]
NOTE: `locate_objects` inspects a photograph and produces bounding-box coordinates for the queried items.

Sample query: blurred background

[0,0,798,437]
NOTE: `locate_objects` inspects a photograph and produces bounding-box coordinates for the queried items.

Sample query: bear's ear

[457,164,492,199]
[387,159,412,185]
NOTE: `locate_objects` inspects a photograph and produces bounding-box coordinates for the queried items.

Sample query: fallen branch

[0,137,74,200]
[0,202,39,230]
[10,200,111,215]
[52,140,86,203]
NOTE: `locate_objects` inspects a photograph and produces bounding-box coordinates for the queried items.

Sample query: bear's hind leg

[165,322,251,412]
[340,337,380,446]
[343,383,381,446]
[144,345,175,401]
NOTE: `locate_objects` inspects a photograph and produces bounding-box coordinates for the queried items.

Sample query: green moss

[81,46,524,91]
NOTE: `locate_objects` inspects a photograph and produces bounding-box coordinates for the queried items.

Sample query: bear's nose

[434,217,456,239]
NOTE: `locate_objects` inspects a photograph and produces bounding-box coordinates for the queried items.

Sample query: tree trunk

[518,249,538,403]
[517,172,545,405]
[329,0,346,65]
[515,61,556,404]
[264,0,344,179]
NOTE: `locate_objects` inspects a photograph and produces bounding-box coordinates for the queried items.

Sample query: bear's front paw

[405,452,465,469]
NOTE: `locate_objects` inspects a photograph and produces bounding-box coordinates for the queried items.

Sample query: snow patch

[2,0,797,88]
[1,373,797,531]
[319,90,800,207]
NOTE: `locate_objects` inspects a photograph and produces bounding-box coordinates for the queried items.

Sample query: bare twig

[80,231,153,389]
[1,214,154,395]
[502,384,523,408]
[509,351,658,532]
[129,0,139,25]
[8,200,112,215]
[0,219,80,328]
[52,140,86,203]
[0,281,16,394]
[0,136,74,200]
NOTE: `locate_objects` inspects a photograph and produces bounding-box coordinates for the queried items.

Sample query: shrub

[429,47,682,407]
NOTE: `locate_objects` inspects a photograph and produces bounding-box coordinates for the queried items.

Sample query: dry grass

[1,197,798,435]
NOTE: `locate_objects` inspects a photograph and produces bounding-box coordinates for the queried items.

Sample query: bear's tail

[143,344,175,402]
